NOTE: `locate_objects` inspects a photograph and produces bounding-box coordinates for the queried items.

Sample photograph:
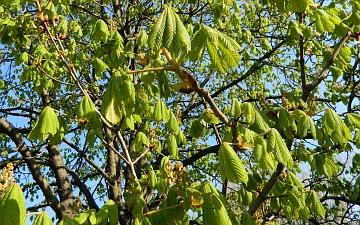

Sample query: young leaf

[230,98,241,118]
[0,184,26,225]
[28,106,60,142]
[168,110,180,133]
[190,119,204,138]
[241,102,255,125]
[306,190,326,218]
[240,211,256,225]
[250,109,271,133]
[148,8,167,52]
[58,216,74,225]
[92,19,109,43]
[267,128,293,168]
[133,132,149,152]
[32,212,52,225]
[219,142,248,184]
[297,115,310,138]
[200,109,219,124]
[166,134,178,159]
[152,99,168,122]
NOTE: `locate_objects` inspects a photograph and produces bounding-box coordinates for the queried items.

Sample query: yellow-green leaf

[219,142,248,184]
[28,106,60,142]
[0,184,26,225]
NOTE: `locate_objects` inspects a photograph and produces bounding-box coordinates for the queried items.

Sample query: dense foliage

[0,0,360,224]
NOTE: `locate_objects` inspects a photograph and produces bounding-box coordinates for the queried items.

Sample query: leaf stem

[116,130,138,179]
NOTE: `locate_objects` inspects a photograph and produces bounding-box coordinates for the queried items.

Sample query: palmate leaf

[148,7,190,54]
[28,106,60,142]
[267,128,293,168]
[218,142,248,184]
[314,9,341,33]
[92,19,109,43]
[189,24,240,72]
[0,184,26,225]
[101,72,135,124]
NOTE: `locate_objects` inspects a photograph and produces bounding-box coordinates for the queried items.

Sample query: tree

[0,0,360,224]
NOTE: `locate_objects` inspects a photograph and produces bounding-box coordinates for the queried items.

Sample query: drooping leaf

[306,190,326,218]
[267,128,293,168]
[92,19,109,43]
[166,134,178,159]
[133,132,149,152]
[218,142,248,184]
[28,106,60,142]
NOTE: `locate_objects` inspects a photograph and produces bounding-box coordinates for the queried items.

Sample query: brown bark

[47,144,74,218]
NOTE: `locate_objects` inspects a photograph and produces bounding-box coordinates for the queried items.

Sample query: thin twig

[116,130,138,179]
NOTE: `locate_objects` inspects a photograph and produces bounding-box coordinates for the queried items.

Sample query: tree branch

[302,31,352,101]
[0,117,61,217]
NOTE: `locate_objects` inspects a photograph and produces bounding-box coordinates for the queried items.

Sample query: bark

[47,144,74,218]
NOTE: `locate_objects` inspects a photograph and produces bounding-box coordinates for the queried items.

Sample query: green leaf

[77,96,102,131]
[148,7,190,54]
[32,212,52,225]
[166,134,178,159]
[136,30,148,47]
[286,171,304,189]
[171,8,191,53]
[315,9,340,33]
[133,132,149,152]
[267,128,293,168]
[73,211,90,225]
[297,115,310,138]
[148,8,167,52]
[93,58,108,79]
[149,170,157,189]
[15,52,28,66]
[250,109,271,133]
[92,19,109,43]
[101,72,135,124]
[219,142,248,184]
[240,211,256,225]
[168,110,179,133]
[0,184,26,225]
[276,0,312,13]
[132,197,146,217]
[190,119,204,138]
[28,106,60,142]
[152,99,168,122]
[58,216,74,225]
[200,109,219,124]
[241,102,255,125]
[323,108,351,144]
[306,190,326,218]
[230,98,241,118]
